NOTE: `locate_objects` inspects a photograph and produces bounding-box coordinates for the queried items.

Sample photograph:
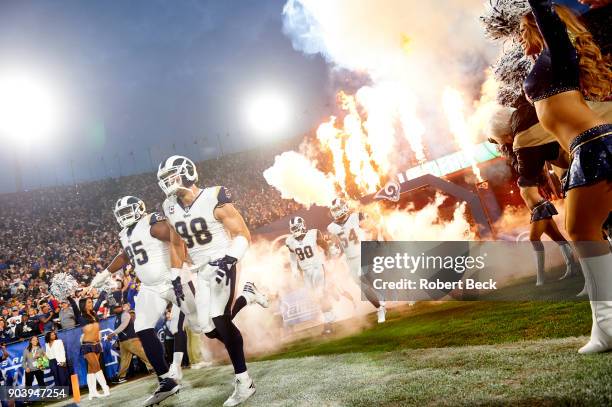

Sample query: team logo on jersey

[169,206,175,214]
[375,179,401,202]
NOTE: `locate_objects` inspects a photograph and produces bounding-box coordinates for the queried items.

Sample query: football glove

[91,269,111,288]
[209,255,238,286]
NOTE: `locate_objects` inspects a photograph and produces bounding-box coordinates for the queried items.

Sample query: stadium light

[0,69,63,148]
[245,91,291,137]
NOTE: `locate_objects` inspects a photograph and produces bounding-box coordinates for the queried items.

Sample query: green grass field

[49,273,612,406]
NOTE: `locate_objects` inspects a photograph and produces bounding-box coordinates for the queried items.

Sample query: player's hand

[209,255,237,286]
[172,276,185,306]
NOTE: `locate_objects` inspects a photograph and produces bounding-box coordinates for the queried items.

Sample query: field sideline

[47,275,612,407]
[49,336,612,407]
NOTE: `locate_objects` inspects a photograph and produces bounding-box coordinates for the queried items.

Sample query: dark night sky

[0,0,330,192]
[0,0,590,192]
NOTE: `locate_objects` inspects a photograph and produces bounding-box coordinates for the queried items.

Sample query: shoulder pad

[149,212,167,225]
[216,186,233,207]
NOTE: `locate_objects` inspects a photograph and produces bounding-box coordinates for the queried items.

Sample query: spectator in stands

[22,336,46,386]
[58,299,77,330]
[38,302,56,333]
[24,308,41,338]
[0,344,8,385]
[0,321,10,344]
[45,330,69,387]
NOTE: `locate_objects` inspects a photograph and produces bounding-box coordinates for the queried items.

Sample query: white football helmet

[114,196,146,228]
[289,216,306,238]
[330,198,350,221]
[157,155,198,196]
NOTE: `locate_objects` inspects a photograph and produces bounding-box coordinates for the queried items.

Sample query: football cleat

[223,376,256,407]
[143,378,180,407]
[377,305,386,323]
[111,376,127,385]
[242,282,269,308]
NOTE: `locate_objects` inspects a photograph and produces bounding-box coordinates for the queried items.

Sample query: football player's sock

[360,276,381,309]
[173,328,187,365]
[364,287,381,309]
[173,352,184,367]
[212,315,247,374]
[231,296,248,319]
[137,329,170,378]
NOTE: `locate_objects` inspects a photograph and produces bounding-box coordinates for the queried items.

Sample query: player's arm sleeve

[112,312,131,335]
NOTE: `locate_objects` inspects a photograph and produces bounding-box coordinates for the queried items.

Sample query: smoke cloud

[263,150,337,208]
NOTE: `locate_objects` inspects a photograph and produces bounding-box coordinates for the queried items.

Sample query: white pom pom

[480,0,531,40]
[50,273,80,300]
[492,42,534,107]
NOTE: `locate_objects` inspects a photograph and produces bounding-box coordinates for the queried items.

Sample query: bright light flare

[0,70,63,147]
[246,92,291,136]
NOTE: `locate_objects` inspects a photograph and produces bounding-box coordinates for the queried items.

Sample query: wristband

[226,235,249,261]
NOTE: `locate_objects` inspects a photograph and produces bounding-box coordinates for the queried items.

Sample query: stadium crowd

[0,138,302,344]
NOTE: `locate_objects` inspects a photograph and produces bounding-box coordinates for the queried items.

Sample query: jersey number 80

[295,246,314,261]
[175,218,213,248]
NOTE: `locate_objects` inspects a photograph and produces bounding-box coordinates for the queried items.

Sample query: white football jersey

[118,213,171,286]
[327,212,365,259]
[285,229,324,272]
[163,186,232,265]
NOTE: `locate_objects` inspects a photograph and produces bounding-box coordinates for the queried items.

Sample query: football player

[285,216,337,333]
[157,155,267,407]
[327,198,386,323]
[89,196,199,406]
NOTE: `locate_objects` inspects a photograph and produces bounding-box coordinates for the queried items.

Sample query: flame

[316,91,383,196]
[313,83,428,199]
[441,87,484,183]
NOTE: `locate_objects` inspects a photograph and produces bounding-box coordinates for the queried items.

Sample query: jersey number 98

[175,218,213,248]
